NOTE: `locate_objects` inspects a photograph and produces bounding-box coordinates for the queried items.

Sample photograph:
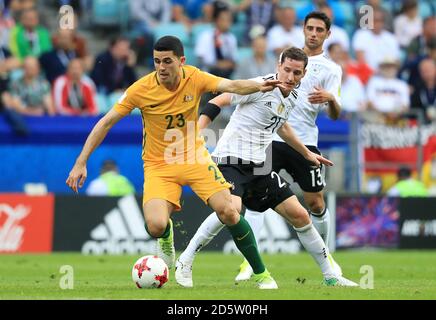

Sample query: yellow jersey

[114,65,223,165]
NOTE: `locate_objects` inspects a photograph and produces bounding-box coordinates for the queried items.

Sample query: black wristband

[200,102,221,121]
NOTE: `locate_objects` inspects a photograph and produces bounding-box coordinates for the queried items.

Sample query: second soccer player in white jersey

[175,46,357,288]
[231,11,344,282]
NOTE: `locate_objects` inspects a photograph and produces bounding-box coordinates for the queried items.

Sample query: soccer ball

[132,255,169,289]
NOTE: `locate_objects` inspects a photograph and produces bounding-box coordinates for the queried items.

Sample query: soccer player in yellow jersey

[66,36,284,289]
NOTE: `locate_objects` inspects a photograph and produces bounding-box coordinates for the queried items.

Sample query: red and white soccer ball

[132,255,169,289]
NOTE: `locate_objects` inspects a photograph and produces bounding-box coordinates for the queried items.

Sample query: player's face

[153,50,186,87]
[277,58,306,95]
[304,18,330,50]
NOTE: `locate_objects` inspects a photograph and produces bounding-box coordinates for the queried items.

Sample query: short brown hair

[279,47,308,68]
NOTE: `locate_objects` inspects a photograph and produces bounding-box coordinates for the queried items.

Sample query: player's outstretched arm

[198,93,232,130]
[277,122,333,167]
[217,78,285,95]
[66,109,126,193]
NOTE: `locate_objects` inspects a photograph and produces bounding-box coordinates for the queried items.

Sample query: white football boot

[324,275,359,287]
[175,258,193,288]
[252,269,278,289]
[235,259,253,282]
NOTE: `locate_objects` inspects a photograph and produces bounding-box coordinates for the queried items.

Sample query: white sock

[310,208,330,246]
[244,208,266,246]
[178,211,225,264]
[294,223,335,278]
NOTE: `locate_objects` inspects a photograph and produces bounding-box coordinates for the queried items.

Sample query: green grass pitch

[1,251,435,300]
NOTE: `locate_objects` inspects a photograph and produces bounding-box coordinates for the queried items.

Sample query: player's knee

[307,197,325,214]
[291,208,311,228]
[216,202,239,225]
[145,220,167,238]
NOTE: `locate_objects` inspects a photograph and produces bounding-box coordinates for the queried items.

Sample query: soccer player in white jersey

[232,11,344,282]
[175,47,357,288]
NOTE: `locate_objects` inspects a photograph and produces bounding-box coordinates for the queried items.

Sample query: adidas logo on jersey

[223,211,301,254]
[81,195,154,255]
[264,101,272,108]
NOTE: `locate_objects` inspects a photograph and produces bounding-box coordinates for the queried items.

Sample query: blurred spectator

[86,159,135,196]
[366,57,410,122]
[327,42,345,64]
[328,42,374,85]
[347,57,374,86]
[400,37,436,93]
[394,0,422,50]
[8,56,56,115]
[53,59,98,116]
[233,35,276,79]
[323,39,369,114]
[52,15,92,67]
[171,0,213,26]
[238,0,277,45]
[338,60,367,114]
[0,4,15,48]
[195,2,237,78]
[40,29,92,84]
[0,44,20,76]
[129,0,172,34]
[387,166,428,197]
[319,3,350,54]
[406,16,436,61]
[91,36,137,95]
[8,7,52,60]
[352,9,401,71]
[410,58,436,123]
[357,0,393,32]
[266,5,304,57]
[296,0,346,28]
[0,44,28,135]
[128,0,172,67]
[8,0,36,21]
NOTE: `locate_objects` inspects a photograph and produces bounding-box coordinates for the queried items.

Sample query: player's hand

[306,152,334,167]
[259,80,286,92]
[308,86,333,104]
[66,162,87,193]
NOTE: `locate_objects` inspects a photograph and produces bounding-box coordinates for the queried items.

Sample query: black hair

[101,159,118,174]
[153,36,184,57]
[304,11,331,31]
[279,47,308,68]
[212,0,230,20]
[398,166,412,179]
[400,0,418,13]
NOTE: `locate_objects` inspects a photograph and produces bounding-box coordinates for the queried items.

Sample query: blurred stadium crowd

[0,0,434,127]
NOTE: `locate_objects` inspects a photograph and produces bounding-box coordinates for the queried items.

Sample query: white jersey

[212,74,298,163]
[274,52,342,146]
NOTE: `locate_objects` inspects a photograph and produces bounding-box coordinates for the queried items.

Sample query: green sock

[227,215,265,274]
[144,221,171,239]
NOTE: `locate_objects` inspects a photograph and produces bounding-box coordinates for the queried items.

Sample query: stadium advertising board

[0,194,54,253]
[336,196,400,249]
[53,195,155,254]
[53,194,302,254]
[399,198,436,249]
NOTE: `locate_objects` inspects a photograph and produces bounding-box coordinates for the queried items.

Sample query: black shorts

[214,156,294,212]
[271,141,326,193]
